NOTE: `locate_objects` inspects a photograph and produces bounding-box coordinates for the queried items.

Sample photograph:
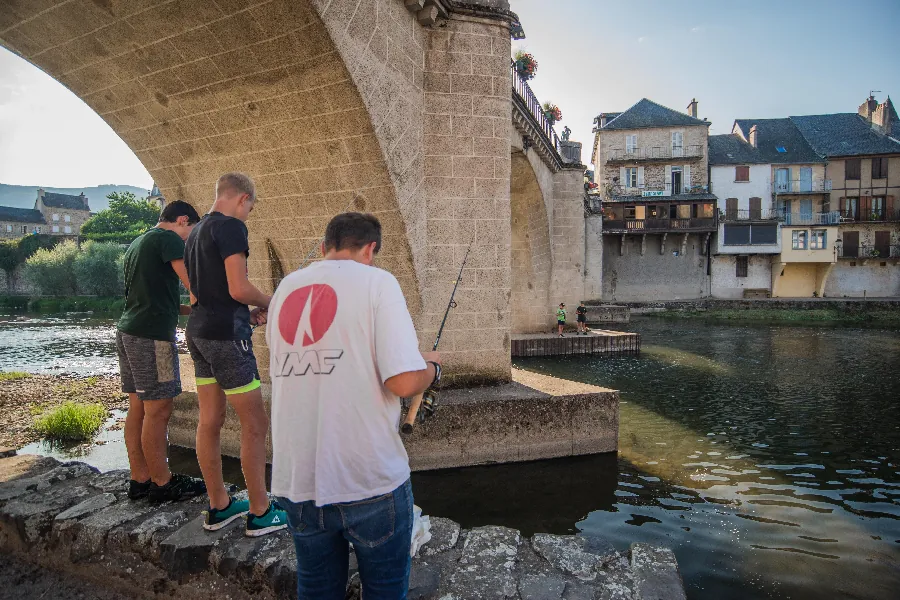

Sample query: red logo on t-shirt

[278,284,338,346]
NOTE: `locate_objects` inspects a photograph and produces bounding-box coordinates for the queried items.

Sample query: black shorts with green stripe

[186,336,260,395]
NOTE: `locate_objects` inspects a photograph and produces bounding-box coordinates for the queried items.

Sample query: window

[841,197,859,220]
[775,168,791,192]
[671,132,683,157]
[736,256,748,278]
[845,158,861,180]
[735,166,749,182]
[52,213,59,221]
[64,215,71,223]
[625,206,636,219]
[749,197,762,219]
[35,226,42,234]
[52,225,60,233]
[792,230,808,250]
[625,134,637,154]
[625,167,638,189]
[810,230,827,250]
[64,226,72,234]
[871,196,885,220]
[776,146,787,153]
[872,157,888,179]
[724,224,750,245]
[725,198,738,220]
[21,226,27,234]
[5,225,10,233]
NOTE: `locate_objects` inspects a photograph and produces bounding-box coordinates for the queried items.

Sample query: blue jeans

[277,479,414,600]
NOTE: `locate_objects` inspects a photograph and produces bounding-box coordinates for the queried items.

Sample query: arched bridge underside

[0,0,584,382]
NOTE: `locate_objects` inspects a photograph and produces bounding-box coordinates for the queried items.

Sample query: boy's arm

[224,253,271,308]
[169,259,193,314]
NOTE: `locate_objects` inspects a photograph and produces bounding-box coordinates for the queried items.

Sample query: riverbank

[605,298,900,323]
[0,374,125,449]
[0,295,124,314]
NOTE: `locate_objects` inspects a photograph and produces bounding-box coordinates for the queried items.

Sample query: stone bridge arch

[1,0,517,382]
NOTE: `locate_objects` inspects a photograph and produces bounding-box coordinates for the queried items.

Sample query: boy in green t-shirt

[117,200,206,503]
[556,303,566,337]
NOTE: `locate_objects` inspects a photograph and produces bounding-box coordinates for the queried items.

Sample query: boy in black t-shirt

[576,302,588,335]
[184,172,286,537]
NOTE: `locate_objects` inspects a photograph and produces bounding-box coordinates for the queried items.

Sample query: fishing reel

[420,388,437,421]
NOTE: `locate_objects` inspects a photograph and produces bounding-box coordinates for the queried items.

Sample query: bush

[23,240,79,296]
[0,371,30,381]
[73,241,125,297]
[33,401,107,441]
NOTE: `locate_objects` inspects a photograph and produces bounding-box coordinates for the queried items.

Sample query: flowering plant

[542,102,562,125]
[513,50,538,81]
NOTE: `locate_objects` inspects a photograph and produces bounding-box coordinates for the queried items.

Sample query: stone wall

[602,233,711,301]
[0,452,687,600]
[549,168,587,313]
[584,215,604,300]
[711,254,772,299]
[825,262,900,297]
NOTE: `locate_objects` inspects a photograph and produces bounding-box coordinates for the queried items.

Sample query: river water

[2,314,899,599]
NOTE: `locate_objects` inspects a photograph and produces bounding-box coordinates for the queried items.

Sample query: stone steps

[0,453,686,599]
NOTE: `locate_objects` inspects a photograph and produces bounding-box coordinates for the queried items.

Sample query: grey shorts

[186,336,260,395]
[116,331,181,401]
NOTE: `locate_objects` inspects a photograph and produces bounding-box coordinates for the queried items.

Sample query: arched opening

[509,151,552,333]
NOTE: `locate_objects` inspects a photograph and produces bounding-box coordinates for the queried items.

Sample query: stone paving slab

[0,455,686,599]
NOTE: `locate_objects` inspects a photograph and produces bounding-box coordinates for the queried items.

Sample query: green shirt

[557,308,566,321]
[118,228,185,341]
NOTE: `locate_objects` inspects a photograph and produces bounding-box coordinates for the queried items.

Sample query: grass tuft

[33,402,107,441]
[0,371,31,381]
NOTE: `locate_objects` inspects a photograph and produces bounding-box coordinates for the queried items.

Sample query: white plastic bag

[410,504,432,557]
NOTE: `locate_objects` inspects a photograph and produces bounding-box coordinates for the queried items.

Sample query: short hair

[324,212,382,254]
[159,200,201,225]
[216,172,256,201]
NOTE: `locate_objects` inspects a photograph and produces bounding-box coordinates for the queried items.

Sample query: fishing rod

[401,237,474,434]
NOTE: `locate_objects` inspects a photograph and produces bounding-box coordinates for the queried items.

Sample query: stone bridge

[0,0,587,383]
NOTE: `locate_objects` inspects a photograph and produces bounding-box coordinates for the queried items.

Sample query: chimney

[687,98,698,118]
[858,94,878,122]
[749,125,758,148]
[600,113,610,128]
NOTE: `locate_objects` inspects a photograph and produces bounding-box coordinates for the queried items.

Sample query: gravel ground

[0,374,126,449]
[0,553,136,600]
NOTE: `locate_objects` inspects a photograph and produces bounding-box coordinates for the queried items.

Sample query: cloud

[638,36,646,43]
[690,26,704,33]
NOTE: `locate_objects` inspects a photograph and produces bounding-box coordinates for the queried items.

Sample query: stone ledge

[0,454,686,599]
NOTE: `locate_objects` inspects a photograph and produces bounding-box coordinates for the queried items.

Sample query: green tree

[0,235,58,290]
[81,191,160,244]
[23,240,80,296]
[73,241,125,297]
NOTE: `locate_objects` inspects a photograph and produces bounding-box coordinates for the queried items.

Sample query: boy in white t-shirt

[268,212,441,600]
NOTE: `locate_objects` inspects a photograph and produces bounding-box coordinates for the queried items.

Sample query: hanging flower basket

[542,102,562,126]
[513,50,538,81]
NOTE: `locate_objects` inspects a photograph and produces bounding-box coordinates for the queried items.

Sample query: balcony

[781,211,841,226]
[773,179,832,194]
[603,217,717,233]
[721,208,782,222]
[838,244,900,259]
[606,145,704,163]
[607,183,712,199]
[837,208,900,223]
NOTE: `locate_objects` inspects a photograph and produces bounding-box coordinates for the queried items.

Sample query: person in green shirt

[117,200,207,503]
[557,303,567,337]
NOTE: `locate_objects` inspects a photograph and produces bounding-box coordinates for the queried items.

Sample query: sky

[0,0,898,187]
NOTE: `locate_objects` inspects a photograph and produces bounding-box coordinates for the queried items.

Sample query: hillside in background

[0,183,151,213]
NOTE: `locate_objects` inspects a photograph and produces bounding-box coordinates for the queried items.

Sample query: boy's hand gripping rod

[401,238,473,434]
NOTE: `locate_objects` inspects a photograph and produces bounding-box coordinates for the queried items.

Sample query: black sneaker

[128,479,151,500]
[148,473,208,504]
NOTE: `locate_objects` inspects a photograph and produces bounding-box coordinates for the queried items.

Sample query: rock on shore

[0,453,686,599]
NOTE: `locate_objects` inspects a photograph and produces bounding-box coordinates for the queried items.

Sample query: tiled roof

[708,134,767,165]
[733,118,824,164]
[602,98,709,131]
[789,113,900,157]
[41,191,90,211]
[0,206,46,224]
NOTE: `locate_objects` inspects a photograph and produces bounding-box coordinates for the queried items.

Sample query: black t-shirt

[576,306,587,317]
[185,212,252,341]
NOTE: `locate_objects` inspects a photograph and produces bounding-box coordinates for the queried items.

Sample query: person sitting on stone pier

[267,212,442,599]
[184,172,287,537]
[116,200,207,503]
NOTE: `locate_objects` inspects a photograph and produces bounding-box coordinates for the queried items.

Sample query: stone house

[0,189,91,240]
[589,98,717,301]
[791,96,900,297]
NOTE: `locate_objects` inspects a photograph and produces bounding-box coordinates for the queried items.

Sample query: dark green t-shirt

[117,228,185,341]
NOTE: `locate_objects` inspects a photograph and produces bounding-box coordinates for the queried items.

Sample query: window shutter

[886,195,894,219]
[664,166,672,195]
[861,195,871,220]
[683,165,691,193]
[637,167,645,188]
[620,167,626,189]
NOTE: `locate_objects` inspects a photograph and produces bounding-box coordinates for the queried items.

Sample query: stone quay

[0,451,687,599]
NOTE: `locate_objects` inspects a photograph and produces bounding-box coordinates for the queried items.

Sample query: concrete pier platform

[585,304,631,323]
[168,358,619,472]
[510,330,640,357]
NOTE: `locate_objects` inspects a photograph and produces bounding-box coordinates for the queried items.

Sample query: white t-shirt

[267,259,426,506]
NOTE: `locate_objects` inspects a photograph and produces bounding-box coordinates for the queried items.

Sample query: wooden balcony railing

[839,244,900,259]
[603,217,717,232]
[606,145,704,162]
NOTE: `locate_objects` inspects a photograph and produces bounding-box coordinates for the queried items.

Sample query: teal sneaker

[245,502,288,537]
[203,497,250,531]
